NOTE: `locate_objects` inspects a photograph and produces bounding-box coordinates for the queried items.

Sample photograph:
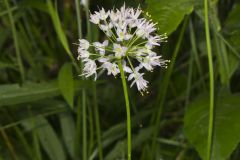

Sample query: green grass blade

[33,117,66,160]
[185,30,194,107]
[31,116,42,160]
[0,81,85,107]
[60,113,75,159]
[189,19,206,90]
[4,0,25,82]
[75,0,82,39]
[0,130,19,160]
[46,0,79,72]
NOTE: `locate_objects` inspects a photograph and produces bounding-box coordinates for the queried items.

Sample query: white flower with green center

[117,28,133,41]
[77,4,169,93]
[113,44,128,58]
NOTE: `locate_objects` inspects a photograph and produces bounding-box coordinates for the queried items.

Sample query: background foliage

[0,0,240,159]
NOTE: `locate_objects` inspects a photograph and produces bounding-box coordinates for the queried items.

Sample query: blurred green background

[0,0,240,159]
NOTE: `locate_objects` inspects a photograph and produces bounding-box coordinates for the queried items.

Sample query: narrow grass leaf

[34,117,66,160]
[46,0,71,55]
[59,113,75,159]
[0,81,85,107]
[46,0,79,72]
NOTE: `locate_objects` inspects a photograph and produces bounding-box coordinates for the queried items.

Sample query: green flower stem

[204,0,215,160]
[118,61,132,160]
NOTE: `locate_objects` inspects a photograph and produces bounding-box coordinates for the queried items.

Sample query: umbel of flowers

[77,4,169,93]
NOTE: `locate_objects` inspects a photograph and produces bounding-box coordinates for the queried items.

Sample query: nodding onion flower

[77,4,169,93]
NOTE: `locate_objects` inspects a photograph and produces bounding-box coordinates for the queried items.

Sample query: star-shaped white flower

[102,62,120,76]
[82,59,97,80]
[79,39,90,50]
[128,67,149,92]
[93,40,109,55]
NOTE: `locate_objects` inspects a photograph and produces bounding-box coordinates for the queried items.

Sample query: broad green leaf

[58,63,74,109]
[184,92,240,160]
[224,2,240,52]
[0,81,84,107]
[34,117,66,160]
[224,3,240,31]
[146,0,194,34]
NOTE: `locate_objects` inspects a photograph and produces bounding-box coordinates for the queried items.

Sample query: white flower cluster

[77,4,169,93]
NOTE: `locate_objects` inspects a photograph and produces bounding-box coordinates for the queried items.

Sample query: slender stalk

[204,0,215,160]
[85,1,91,42]
[118,61,131,160]
[4,0,25,82]
[75,0,82,39]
